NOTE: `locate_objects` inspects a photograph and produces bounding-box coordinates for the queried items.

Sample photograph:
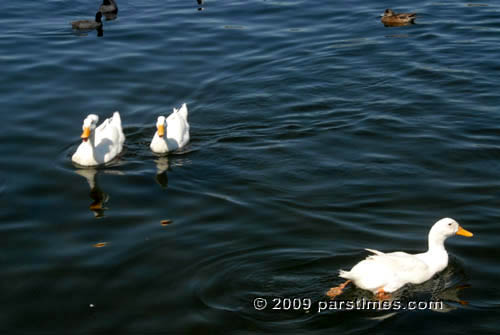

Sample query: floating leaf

[161,219,173,226]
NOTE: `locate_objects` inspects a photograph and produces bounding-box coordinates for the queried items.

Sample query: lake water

[1,0,499,333]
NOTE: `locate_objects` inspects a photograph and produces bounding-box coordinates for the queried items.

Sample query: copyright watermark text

[253,297,443,313]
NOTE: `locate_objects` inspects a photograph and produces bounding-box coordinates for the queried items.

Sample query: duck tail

[339,270,351,279]
[110,111,125,143]
[365,248,384,255]
[111,111,121,126]
[177,103,188,120]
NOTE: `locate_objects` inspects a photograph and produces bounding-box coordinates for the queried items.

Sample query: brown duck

[71,12,103,30]
[381,9,416,26]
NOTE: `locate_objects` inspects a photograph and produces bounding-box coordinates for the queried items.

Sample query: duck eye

[448,223,452,226]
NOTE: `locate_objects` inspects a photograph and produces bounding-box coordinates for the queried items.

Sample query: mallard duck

[381,9,416,26]
[100,0,118,14]
[72,112,125,166]
[71,12,103,30]
[327,218,473,299]
[150,103,190,154]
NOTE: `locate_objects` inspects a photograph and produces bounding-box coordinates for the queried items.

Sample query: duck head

[81,114,99,142]
[156,116,166,138]
[383,9,395,17]
[431,218,473,239]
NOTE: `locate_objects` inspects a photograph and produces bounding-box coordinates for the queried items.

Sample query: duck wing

[397,13,416,20]
[94,112,124,158]
[109,111,125,145]
[71,20,101,30]
[176,103,188,121]
[367,251,430,284]
[166,104,190,148]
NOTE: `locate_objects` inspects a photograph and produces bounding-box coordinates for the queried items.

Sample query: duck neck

[83,130,96,153]
[428,230,447,253]
[161,133,170,150]
[159,126,168,144]
[90,129,96,147]
[422,229,449,272]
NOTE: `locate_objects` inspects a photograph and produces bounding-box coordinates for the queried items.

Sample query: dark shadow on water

[0,179,5,198]
[385,34,409,39]
[432,284,470,312]
[382,21,416,28]
[72,26,104,37]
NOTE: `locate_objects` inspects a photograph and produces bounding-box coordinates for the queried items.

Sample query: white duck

[150,103,190,154]
[72,112,125,166]
[327,218,473,299]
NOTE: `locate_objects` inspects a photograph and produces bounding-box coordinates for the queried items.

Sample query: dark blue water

[1,0,499,333]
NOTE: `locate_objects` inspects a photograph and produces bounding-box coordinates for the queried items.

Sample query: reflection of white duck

[154,157,170,188]
[150,103,190,154]
[75,168,98,190]
[74,168,109,218]
[72,112,125,166]
[327,218,473,299]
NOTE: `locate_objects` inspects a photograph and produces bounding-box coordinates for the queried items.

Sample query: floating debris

[161,219,173,226]
[93,242,107,248]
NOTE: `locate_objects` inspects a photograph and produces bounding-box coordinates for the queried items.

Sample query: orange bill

[157,124,165,137]
[456,225,473,237]
[81,127,91,139]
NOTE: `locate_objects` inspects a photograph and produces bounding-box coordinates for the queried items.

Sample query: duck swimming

[71,12,103,30]
[150,103,190,154]
[100,0,118,14]
[327,218,473,299]
[72,112,125,167]
[381,9,416,26]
